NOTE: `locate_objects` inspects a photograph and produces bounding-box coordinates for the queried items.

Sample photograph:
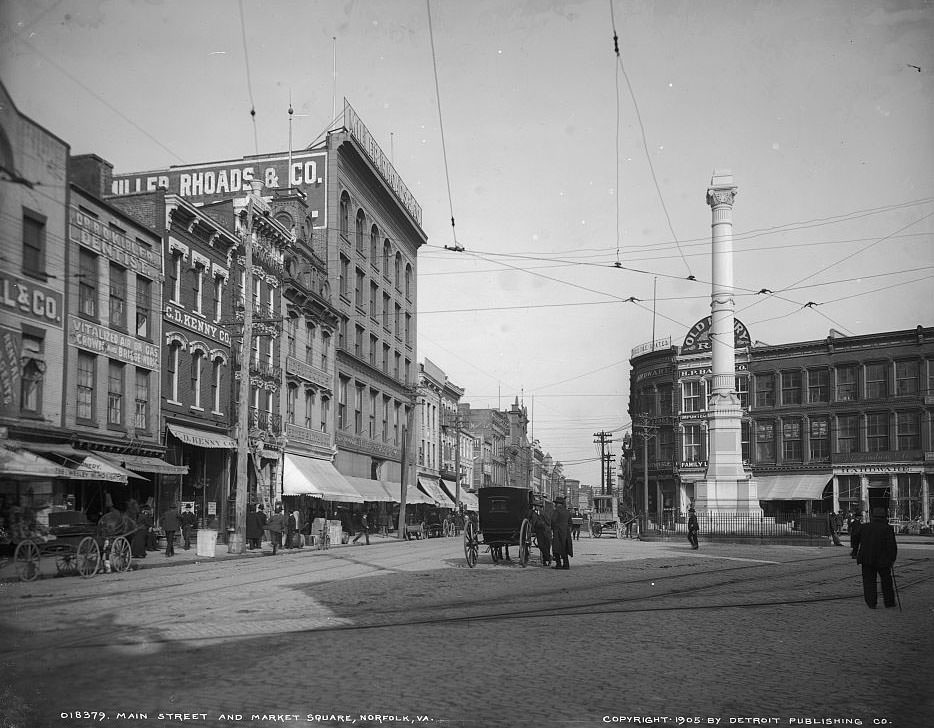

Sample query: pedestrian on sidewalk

[530,506,551,566]
[352,510,370,545]
[180,504,197,550]
[284,509,297,549]
[852,506,898,609]
[848,511,863,559]
[246,505,263,550]
[132,506,152,558]
[550,495,573,570]
[266,505,285,555]
[161,503,179,557]
[687,507,699,550]
[827,510,843,546]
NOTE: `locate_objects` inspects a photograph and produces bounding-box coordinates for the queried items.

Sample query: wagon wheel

[616,523,624,539]
[52,545,77,576]
[76,536,101,578]
[463,521,479,568]
[592,524,603,538]
[518,518,532,567]
[14,539,41,582]
[442,519,452,538]
[109,536,133,573]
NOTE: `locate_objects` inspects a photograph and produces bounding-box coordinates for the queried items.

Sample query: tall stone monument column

[693,170,760,514]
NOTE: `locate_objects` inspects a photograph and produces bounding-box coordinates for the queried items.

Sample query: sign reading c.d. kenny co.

[682,316,751,354]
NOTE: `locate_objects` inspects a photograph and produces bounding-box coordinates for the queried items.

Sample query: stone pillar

[694,171,761,515]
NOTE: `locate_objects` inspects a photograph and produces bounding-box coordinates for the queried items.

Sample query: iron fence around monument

[647,510,832,539]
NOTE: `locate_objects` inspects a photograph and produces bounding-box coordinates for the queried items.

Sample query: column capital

[707,185,738,208]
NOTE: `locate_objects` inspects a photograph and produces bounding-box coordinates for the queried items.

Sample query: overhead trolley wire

[238,0,260,155]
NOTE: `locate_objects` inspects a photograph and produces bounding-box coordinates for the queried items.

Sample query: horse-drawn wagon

[463,487,543,567]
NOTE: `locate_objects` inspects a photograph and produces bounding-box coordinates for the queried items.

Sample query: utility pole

[397,393,415,539]
[231,179,261,554]
[603,451,615,495]
[593,431,612,495]
[453,412,461,507]
[635,413,657,535]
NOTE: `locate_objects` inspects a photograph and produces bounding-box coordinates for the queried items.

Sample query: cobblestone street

[2,537,932,728]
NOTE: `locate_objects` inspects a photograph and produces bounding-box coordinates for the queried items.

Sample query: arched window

[355,209,366,252]
[211,357,223,413]
[339,191,350,237]
[191,351,204,408]
[370,224,379,262]
[405,263,413,299]
[394,252,402,290]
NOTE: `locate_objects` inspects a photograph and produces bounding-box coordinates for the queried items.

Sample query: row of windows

[339,192,414,297]
[336,376,407,445]
[649,410,926,464]
[284,316,332,371]
[78,247,154,338]
[341,320,412,383]
[284,383,331,433]
[74,352,152,432]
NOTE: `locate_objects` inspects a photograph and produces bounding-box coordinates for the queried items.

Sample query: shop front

[165,423,235,529]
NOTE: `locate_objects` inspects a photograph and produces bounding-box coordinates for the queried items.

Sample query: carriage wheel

[616,523,624,539]
[518,518,531,567]
[592,524,603,538]
[463,521,479,568]
[54,546,76,576]
[76,537,100,578]
[14,539,41,582]
[109,536,133,573]
[442,519,452,538]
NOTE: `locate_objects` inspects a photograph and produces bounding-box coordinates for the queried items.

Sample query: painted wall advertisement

[110,150,328,229]
[69,316,160,370]
[0,326,21,417]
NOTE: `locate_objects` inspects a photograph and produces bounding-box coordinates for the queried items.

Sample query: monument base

[693,476,762,516]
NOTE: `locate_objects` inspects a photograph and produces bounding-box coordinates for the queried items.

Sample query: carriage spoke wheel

[109,536,133,573]
[14,539,41,582]
[518,518,531,567]
[463,522,479,568]
[592,524,603,538]
[76,537,101,578]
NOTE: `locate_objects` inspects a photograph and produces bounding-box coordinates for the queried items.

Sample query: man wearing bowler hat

[550,495,573,570]
[852,506,898,609]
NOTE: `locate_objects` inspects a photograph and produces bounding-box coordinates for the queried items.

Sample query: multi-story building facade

[505,398,532,490]
[461,405,509,488]
[629,322,934,527]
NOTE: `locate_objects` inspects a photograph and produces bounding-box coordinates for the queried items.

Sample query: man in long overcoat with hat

[550,495,573,569]
[852,506,898,609]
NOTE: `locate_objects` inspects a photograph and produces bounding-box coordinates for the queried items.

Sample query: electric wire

[237,0,260,155]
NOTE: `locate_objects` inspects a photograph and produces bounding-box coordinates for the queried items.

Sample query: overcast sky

[3,0,932,486]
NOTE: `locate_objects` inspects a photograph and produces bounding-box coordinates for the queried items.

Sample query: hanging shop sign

[682,316,751,354]
[111,151,328,229]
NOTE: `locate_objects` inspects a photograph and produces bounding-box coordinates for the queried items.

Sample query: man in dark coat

[550,496,573,569]
[245,506,263,550]
[687,507,699,550]
[132,507,152,558]
[530,506,551,566]
[180,504,197,550]
[266,505,285,555]
[852,506,898,609]
[161,504,179,557]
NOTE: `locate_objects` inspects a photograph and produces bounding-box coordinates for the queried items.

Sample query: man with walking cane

[851,506,898,609]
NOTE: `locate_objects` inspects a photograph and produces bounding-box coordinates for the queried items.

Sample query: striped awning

[417,477,454,507]
[167,423,236,449]
[756,473,832,500]
[346,477,396,502]
[111,454,188,475]
[283,454,363,502]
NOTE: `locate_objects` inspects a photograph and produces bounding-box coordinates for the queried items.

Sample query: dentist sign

[112,150,327,228]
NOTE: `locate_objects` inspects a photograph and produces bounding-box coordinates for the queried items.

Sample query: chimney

[70,154,114,199]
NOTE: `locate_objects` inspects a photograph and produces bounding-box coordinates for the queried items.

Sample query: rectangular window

[107,360,124,426]
[108,264,127,330]
[895,361,920,396]
[836,414,859,454]
[320,396,330,433]
[355,268,365,309]
[658,385,673,415]
[741,420,750,461]
[896,411,920,450]
[809,418,829,461]
[339,255,349,298]
[735,376,748,409]
[304,389,315,429]
[321,332,330,371]
[354,325,364,358]
[866,412,889,452]
[369,334,378,366]
[382,293,391,330]
[682,380,704,413]
[305,323,315,364]
[192,264,205,315]
[338,318,347,350]
[77,353,95,421]
[393,402,400,445]
[171,252,183,303]
[807,369,829,403]
[865,363,887,399]
[394,352,401,380]
[135,368,149,431]
[782,419,802,461]
[354,383,364,434]
[659,428,674,462]
[338,376,348,430]
[191,352,203,408]
[682,424,704,461]
[23,210,46,277]
[370,282,378,318]
[20,335,44,414]
[212,359,222,413]
[135,277,151,338]
[755,421,775,462]
[286,317,297,357]
[836,365,857,402]
[369,389,378,438]
[382,344,390,373]
[781,371,802,405]
[287,385,297,425]
[755,374,774,407]
[168,344,180,402]
[394,303,401,339]
[79,249,98,318]
[213,275,224,321]
[383,395,391,441]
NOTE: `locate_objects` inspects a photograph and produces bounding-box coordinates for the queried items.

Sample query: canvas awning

[283,454,363,502]
[756,473,832,500]
[439,478,476,509]
[459,490,480,512]
[0,443,74,479]
[346,476,395,503]
[16,444,135,483]
[108,453,188,475]
[417,477,454,507]
[167,423,237,449]
[80,453,147,482]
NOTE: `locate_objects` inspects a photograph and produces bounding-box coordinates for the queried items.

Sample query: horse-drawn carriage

[1,508,137,582]
[463,487,545,568]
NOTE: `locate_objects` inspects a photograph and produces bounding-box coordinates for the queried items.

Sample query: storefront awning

[417,477,454,507]
[167,424,237,449]
[283,454,363,502]
[0,443,74,479]
[14,443,134,483]
[108,453,188,475]
[346,476,396,502]
[459,490,480,512]
[757,473,832,500]
[81,453,147,482]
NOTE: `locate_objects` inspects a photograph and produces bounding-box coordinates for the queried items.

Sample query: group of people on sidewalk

[530,495,574,569]
[245,504,307,555]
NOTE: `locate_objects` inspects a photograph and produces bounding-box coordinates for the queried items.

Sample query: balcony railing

[249,407,282,436]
